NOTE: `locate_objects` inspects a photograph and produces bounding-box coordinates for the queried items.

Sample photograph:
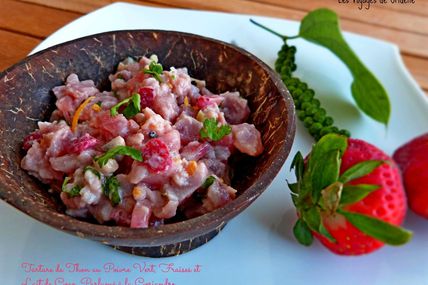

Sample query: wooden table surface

[0,0,427,96]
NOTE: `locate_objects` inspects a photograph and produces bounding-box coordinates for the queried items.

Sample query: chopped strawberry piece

[66,134,98,154]
[138,87,155,108]
[22,131,42,150]
[142,138,172,173]
[196,96,217,109]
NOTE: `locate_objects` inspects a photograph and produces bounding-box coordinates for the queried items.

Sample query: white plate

[2,2,428,285]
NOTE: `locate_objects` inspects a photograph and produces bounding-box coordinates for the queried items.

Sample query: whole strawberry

[289,134,412,255]
[393,133,428,218]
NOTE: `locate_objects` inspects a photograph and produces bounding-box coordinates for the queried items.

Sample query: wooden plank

[0,30,40,71]
[0,0,81,38]
[143,0,428,58]
[19,0,171,14]
[402,54,428,91]
[247,0,428,36]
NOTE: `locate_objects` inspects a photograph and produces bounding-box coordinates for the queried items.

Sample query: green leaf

[199,118,232,142]
[110,93,141,118]
[290,151,305,181]
[291,193,299,207]
[303,207,321,233]
[83,166,101,179]
[95,146,142,167]
[339,160,384,183]
[143,61,164,82]
[340,184,380,206]
[338,209,412,245]
[122,93,141,118]
[299,8,391,125]
[61,177,81,197]
[303,207,336,242]
[319,221,336,243]
[201,176,216,188]
[293,219,313,246]
[103,175,121,206]
[287,181,299,194]
[306,134,348,202]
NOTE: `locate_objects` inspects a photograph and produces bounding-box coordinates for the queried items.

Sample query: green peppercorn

[320,126,333,136]
[303,117,314,128]
[301,102,312,111]
[309,123,323,134]
[306,106,318,116]
[274,41,351,141]
[311,98,321,107]
[293,89,303,96]
[298,110,307,121]
[313,111,326,123]
[300,93,313,103]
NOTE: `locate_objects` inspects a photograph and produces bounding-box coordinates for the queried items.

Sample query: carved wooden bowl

[0,30,295,257]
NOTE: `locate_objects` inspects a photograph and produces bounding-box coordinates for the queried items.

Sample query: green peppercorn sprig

[277,42,350,140]
[251,20,351,141]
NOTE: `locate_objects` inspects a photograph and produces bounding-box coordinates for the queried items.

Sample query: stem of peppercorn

[251,19,351,141]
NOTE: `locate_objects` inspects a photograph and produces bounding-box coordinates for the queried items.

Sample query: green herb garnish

[103,175,121,206]
[143,61,163,82]
[61,177,82,197]
[95,146,142,167]
[201,176,216,189]
[200,118,232,142]
[83,165,101,179]
[251,8,391,126]
[110,93,140,118]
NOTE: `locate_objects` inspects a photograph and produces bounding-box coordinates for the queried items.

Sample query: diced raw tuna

[160,130,181,152]
[221,92,250,124]
[21,55,264,229]
[65,133,98,154]
[196,95,224,109]
[21,141,63,182]
[140,107,173,136]
[180,142,212,161]
[154,161,208,219]
[171,68,193,99]
[202,178,237,212]
[152,84,179,121]
[89,111,130,141]
[52,74,99,122]
[231,123,264,156]
[131,202,151,228]
[174,113,202,145]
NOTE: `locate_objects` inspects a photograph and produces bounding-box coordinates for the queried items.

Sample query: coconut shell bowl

[0,30,296,257]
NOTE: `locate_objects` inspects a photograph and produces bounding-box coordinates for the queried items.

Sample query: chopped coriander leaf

[61,177,82,197]
[200,118,232,142]
[95,145,143,167]
[95,101,102,107]
[201,176,216,188]
[122,94,141,118]
[143,61,163,82]
[103,175,121,206]
[110,93,141,118]
[83,166,101,179]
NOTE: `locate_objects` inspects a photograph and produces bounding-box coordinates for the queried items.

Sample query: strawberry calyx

[289,134,412,247]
